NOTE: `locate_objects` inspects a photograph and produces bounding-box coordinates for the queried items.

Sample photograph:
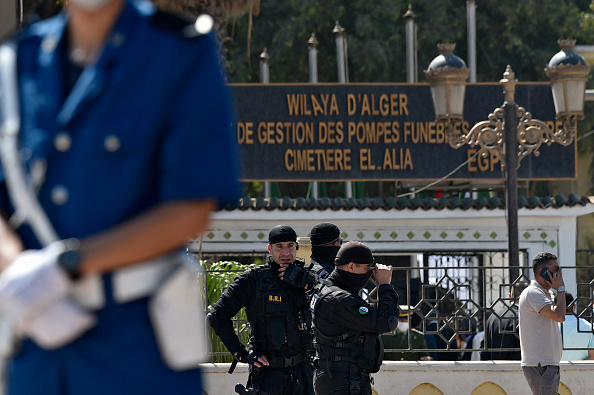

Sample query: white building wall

[194,205,594,296]
[201,361,594,395]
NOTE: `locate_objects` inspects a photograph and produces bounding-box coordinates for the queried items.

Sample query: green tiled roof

[224,193,592,212]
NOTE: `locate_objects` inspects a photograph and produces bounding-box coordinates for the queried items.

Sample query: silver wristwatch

[557,286,566,293]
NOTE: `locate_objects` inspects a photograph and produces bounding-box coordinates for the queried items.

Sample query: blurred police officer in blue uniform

[0,0,240,393]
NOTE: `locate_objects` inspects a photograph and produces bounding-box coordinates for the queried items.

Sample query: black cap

[334,241,374,266]
[310,222,340,246]
[268,225,297,244]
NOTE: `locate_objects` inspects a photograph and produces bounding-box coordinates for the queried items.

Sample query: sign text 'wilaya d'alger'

[231,83,576,181]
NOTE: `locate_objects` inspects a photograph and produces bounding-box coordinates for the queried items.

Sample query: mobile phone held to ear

[540,267,552,283]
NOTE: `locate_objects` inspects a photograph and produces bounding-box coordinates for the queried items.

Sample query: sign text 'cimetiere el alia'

[231,83,576,181]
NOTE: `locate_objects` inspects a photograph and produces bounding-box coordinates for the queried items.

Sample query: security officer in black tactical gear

[307,222,342,280]
[282,222,341,290]
[310,241,399,395]
[207,225,315,395]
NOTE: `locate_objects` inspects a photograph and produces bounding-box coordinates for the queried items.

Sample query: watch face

[59,250,81,274]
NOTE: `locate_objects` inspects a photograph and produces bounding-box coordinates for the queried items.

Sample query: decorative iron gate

[204,250,594,361]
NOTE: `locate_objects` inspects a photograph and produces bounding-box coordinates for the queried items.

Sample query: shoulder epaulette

[150,10,213,38]
[16,13,64,43]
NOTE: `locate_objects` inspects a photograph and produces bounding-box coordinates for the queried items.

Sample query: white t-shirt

[519,280,562,366]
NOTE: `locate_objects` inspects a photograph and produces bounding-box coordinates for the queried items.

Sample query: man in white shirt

[560,293,594,361]
[519,252,566,395]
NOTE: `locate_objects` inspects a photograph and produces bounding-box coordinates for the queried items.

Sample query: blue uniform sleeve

[159,32,241,208]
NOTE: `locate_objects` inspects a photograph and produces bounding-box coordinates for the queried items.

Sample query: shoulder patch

[150,11,213,38]
[358,306,369,315]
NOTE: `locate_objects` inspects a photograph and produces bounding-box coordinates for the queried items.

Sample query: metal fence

[204,250,594,360]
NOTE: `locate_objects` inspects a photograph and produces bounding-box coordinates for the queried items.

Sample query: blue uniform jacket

[1,0,240,248]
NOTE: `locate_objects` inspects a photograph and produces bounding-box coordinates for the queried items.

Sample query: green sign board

[231,83,575,181]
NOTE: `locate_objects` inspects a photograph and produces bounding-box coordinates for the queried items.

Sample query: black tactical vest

[310,284,384,373]
[245,260,311,358]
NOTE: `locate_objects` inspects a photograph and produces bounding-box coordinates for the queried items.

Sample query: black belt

[318,355,358,364]
[267,353,308,369]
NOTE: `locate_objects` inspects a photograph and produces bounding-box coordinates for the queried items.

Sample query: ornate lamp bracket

[445,106,577,172]
[445,106,506,168]
[516,107,577,166]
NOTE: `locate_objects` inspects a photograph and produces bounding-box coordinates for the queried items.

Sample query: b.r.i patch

[268,293,282,303]
[358,306,369,314]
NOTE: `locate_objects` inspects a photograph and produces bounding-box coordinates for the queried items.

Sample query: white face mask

[69,0,114,11]
[397,321,409,333]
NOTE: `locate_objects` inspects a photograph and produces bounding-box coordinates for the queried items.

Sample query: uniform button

[104,135,121,152]
[51,186,69,205]
[54,132,72,152]
[195,14,214,35]
[41,37,58,53]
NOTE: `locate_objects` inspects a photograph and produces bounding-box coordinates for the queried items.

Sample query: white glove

[0,242,71,332]
[22,297,96,350]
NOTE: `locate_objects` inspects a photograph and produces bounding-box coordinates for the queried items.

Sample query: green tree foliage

[226,0,407,82]
[225,0,594,84]
[473,0,592,82]
[21,0,594,85]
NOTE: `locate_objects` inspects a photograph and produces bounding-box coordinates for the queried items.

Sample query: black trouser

[313,362,371,395]
[249,361,314,395]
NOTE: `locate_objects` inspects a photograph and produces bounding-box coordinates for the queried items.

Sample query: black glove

[282,264,310,289]
[230,349,263,374]
[237,349,263,364]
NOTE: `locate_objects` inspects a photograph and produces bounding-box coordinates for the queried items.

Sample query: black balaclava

[310,222,341,266]
[330,241,375,292]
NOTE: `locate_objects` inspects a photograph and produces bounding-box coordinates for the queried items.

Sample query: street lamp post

[308,33,319,199]
[425,40,590,271]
